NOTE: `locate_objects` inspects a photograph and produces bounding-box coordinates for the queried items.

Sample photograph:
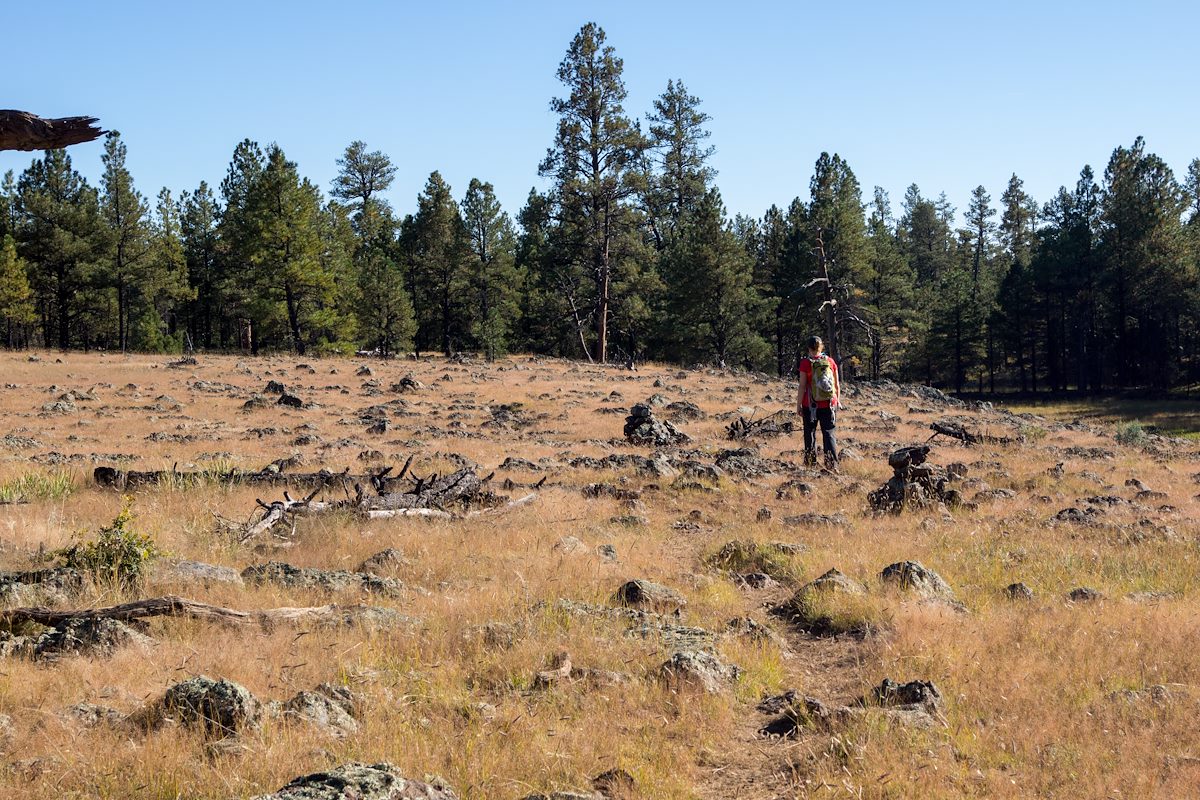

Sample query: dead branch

[928,421,1018,447]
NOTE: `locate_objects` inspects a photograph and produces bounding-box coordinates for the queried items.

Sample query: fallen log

[94,463,362,490]
[928,421,1018,447]
[0,595,411,630]
[726,410,796,441]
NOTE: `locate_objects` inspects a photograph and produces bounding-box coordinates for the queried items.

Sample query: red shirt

[798,355,838,408]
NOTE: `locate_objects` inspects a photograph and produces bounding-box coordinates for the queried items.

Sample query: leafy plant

[53,497,161,588]
[1115,421,1148,447]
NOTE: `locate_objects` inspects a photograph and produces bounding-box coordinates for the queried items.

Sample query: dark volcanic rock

[611,579,686,612]
[256,762,460,799]
[241,561,405,596]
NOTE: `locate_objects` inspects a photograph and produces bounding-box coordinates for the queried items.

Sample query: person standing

[796,335,840,470]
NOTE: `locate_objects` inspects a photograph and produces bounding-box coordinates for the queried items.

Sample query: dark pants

[803,406,837,465]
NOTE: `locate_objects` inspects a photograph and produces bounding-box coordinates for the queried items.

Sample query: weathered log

[0,595,408,630]
[726,410,795,440]
[0,110,103,151]
[928,421,1017,447]
[94,464,359,490]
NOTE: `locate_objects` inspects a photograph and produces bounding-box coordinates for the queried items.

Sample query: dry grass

[0,351,1197,798]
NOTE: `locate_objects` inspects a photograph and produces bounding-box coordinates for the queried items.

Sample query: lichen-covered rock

[658,649,741,693]
[255,762,459,799]
[140,676,260,737]
[34,618,153,660]
[623,404,690,447]
[241,561,405,597]
[279,689,359,737]
[165,560,245,586]
[611,579,686,612]
[879,561,955,599]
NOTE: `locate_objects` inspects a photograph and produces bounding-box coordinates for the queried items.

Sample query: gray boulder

[255,763,459,799]
[879,561,954,599]
[658,650,741,693]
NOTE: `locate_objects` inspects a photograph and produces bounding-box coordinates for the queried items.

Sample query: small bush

[53,497,161,588]
[1115,421,1148,447]
[774,590,889,638]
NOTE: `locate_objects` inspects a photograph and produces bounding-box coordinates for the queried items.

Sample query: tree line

[2,22,1198,392]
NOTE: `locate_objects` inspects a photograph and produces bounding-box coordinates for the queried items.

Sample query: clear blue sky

[3,0,1196,224]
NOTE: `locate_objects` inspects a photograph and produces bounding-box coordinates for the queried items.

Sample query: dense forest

[2,23,1198,393]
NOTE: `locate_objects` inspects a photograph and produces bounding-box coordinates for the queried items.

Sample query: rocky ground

[0,351,1198,799]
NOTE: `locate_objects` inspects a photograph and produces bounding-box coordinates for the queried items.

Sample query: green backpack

[808,355,836,402]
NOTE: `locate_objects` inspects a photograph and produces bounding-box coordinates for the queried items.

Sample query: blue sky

[3,0,1196,224]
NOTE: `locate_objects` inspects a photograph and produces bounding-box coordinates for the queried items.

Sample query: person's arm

[796,372,808,414]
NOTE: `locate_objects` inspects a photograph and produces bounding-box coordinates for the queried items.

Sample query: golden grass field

[1,351,1198,799]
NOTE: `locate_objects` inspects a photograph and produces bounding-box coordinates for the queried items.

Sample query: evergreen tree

[99,132,152,351]
[806,153,868,367]
[461,179,521,359]
[180,181,222,348]
[661,189,767,366]
[995,175,1038,390]
[242,144,334,354]
[645,79,715,247]
[410,171,471,356]
[1099,137,1192,387]
[0,234,35,346]
[332,140,397,243]
[539,22,646,363]
[133,189,194,351]
[861,189,917,379]
[356,247,415,356]
[0,171,16,240]
[16,149,106,349]
[217,139,266,350]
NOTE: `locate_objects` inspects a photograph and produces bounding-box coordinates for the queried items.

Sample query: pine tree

[180,181,222,347]
[539,22,646,363]
[661,189,767,366]
[0,234,35,346]
[645,79,716,247]
[132,189,194,351]
[806,153,868,367]
[99,132,152,351]
[332,140,397,243]
[356,247,415,356]
[1099,137,1192,387]
[996,175,1038,390]
[217,139,266,351]
[0,171,16,240]
[242,144,333,354]
[410,171,471,356]
[861,189,916,379]
[461,179,521,360]
[16,149,106,349]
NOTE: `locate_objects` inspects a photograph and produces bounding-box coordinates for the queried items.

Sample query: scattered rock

[879,561,955,599]
[658,650,741,693]
[277,392,305,408]
[611,579,686,612]
[1003,582,1034,600]
[165,560,244,586]
[136,676,260,737]
[623,404,690,447]
[256,762,460,799]
[241,562,405,597]
[356,548,411,575]
[34,618,153,660]
[1067,586,1104,603]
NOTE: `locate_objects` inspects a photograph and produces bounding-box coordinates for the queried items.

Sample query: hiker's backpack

[808,355,836,403]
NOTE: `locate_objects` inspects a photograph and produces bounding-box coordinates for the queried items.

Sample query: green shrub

[53,497,161,588]
[1115,421,1148,447]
